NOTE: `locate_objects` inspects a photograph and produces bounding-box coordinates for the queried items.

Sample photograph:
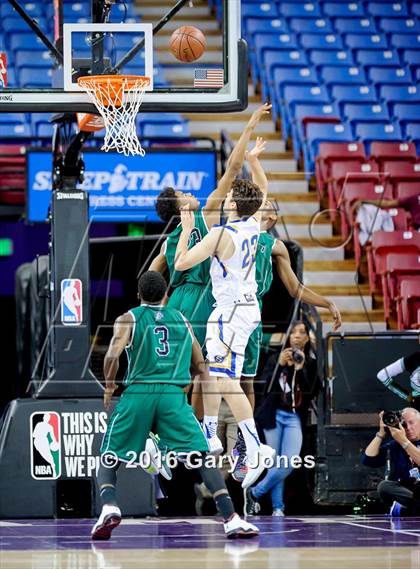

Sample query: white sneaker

[207,434,224,455]
[144,435,172,480]
[224,513,260,539]
[272,508,285,517]
[241,444,276,489]
[91,505,122,540]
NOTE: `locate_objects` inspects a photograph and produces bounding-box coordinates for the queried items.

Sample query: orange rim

[77,74,150,89]
[77,75,150,107]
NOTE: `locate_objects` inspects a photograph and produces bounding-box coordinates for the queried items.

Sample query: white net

[77,75,150,157]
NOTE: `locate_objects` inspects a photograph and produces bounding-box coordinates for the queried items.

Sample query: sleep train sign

[30,411,108,480]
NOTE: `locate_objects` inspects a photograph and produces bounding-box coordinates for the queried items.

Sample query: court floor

[1,516,419,569]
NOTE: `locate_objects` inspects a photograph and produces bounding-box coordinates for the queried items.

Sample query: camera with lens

[292,348,304,364]
[382,410,402,428]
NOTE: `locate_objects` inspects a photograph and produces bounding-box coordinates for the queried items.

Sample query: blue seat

[0,113,26,125]
[0,123,32,138]
[63,3,90,18]
[401,49,420,66]
[309,50,354,67]
[355,49,401,68]
[379,18,420,34]
[292,102,341,160]
[299,33,344,51]
[380,85,420,107]
[5,67,17,87]
[270,66,318,121]
[343,103,391,133]
[389,34,420,50]
[9,33,48,53]
[305,122,353,174]
[14,50,52,69]
[242,3,279,20]
[344,34,388,51]
[412,4,420,18]
[142,122,190,139]
[368,66,413,85]
[245,18,289,41]
[323,3,365,18]
[331,85,378,109]
[334,18,378,35]
[36,123,55,139]
[355,123,403,149]
[0,3,44,18]
[2,16,46,35]
[281,84,330,137]
[320,65,367,85]
[277,3,322,18]
[393,103,420,132]
[18,67,52,87]
[366,3,409,18]
[251,33,299,84]
[288,18,334,34]
[262,50,309,101]
[406,123,420,153]
[138,112,184,126]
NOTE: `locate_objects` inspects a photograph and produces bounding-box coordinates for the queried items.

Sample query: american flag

[194,68,224,88]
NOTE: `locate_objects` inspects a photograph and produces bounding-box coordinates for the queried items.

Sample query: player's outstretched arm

[174,205,222,270]
[202,103,272,228]
[272,241,342,332]
[103,313,133,410]
[149,241,168,273]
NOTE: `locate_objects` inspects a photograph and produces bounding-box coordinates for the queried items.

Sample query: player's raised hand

[246,137,267,161]
[248,102,272,128]
[328,301,342,332]
[180,205,194,234]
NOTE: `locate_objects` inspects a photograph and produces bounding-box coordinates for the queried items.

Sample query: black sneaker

[243,487,261,517]
[232,431,248,483]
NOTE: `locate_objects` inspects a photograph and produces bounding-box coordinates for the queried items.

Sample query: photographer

[244,320,319,516]
[362,408,420,515]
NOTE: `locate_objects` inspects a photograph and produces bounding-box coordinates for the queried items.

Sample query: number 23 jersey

[210,216,260,307]
[124,304,193,387]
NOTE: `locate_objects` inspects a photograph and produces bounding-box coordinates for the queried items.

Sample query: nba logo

[0,52,7,88]
[30,412,61,480]
[61,279,83,325]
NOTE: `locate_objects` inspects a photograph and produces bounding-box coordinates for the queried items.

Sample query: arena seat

[141,122,190,139]
[315,142,366,196]
[305,122,353,174]
[288,17,335,34]
[397,279,420,329]
[344,34,388,51]
[323,3,366,18]
[281,84,330,138]
[270,67,318,117]
[368,66,413,86]
[354,123,403,151]
[383,252,420,319]
[370,141,417,167]
[244,18,289,43]
[339,182,396,246]
[367,230,420,294]
[389,33,420,50]
[394,103,420,133]
[379,85,420,109]
[395,181,420,201]
[331,85,378,111]
[309,50,354,68]
[277,3,322,18]
[241,3,279,21]
[406,123,420,152]
[355,49,401,69]
[344,104,391,132]
[320,65,367,86]
[366,3,410,18]
[300,33,344,51]
[381,160,420,188]
[327,160,380,215]
[251,33,299,83]
[291,103,341,160]
[379,18,420,34]
[333,18,378,35]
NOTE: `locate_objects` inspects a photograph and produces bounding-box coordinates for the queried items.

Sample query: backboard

[0,0,247,113]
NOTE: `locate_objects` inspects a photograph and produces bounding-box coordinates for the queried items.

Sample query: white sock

[238,418,261,454]
[203,415,218,438]
[377,358,404,385]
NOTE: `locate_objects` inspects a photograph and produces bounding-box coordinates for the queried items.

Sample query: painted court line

[337,520,420,539]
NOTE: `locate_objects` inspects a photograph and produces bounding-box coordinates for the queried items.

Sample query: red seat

[0,144,26,156]
[397,278,420,329]
[340,181,394,255]
[370,141,417,168]
[328,160,380,219]
[315,142,366,196]
[367,230,420,294]
[382,252,420,320]
[382,161,420,189]
[396,182,420,201]
[0,191,25,205]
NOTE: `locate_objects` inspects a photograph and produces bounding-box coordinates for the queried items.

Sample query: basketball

[169,26,206,63]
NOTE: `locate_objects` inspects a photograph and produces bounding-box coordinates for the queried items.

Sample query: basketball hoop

[77,74,150,156]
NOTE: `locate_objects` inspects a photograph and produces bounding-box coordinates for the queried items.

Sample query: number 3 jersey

[124,304,193,387]
[210,216,260,307]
